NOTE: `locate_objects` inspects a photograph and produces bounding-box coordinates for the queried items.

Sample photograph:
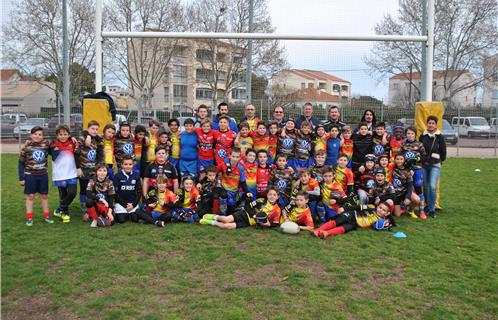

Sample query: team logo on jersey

[301,140,310,148]
[87,150,96,161]
[366,179,375,188]
[276,180,287,189]
[32,150,45,163]
[123,143,133,154]
[282,138,294,148]
[374,145,385,155]
[218,149,227,159]
[131,179,136,184]
[393,178,402,188]
[151,169,157,174]
[404,151,416,159]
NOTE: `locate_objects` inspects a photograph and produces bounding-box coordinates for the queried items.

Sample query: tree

[46,63,95,108]
[365,0,498,107]
[2,0,96,107]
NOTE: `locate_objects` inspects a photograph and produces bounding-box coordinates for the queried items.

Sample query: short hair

[184,118,195,126]
[300,121,312,129]
[273,105,284,113]
[298,168,311,177]
[95,162,108,172]
[337,153,349,160]
[158,130,168,137]
[218,115,230,122]
[201,118,212,126]
[239,121,250,130]
[205,165,217,174]
[103,124,116,132]
[245,148,257,156]
[329,124,340,131]
[197,104,208,112]
[276,154,287,161]
[322,165,334,174]
[231,147,241,154]
[257,150,268,157]
[182,176,196,185]
[295,190,309,200]
[121,155,134,163]
[268,121,279,128]
[315,150,326,157]
[55,124,70,135]
[168,118,179,127]
[329,105,340,111]
[405,126,417,135]
[217,102,228,111]
[149,119,161,127]
[342,125,352,134]
[427,115,439,124]
[155,146,168,154]
[156,175,168,185]
[30,126,44,134]
[134,125,146,134]
[376,122,386,128]
[303,102,313,108]
[267,187,279,195]
[395,153,405,159]
[87,120,100,128]
[257,121,266,128]
[358,122,369,129]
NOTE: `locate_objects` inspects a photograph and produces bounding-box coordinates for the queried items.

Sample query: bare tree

[365,0,498,107]
[104,0,184,120]
[2,0,96,106]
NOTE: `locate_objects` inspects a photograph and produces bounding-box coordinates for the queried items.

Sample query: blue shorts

[179,159,197,177]
[293,158,312,171]
[198,159,215,174]
[169,157,179,168]
[24,174,49,194]
[53,178,78,187]
[227,190,238,207]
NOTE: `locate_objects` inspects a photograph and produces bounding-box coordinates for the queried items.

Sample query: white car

[451,116,491,138]
[13,118,48,139]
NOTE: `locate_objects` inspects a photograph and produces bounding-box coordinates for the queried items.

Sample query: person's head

[273,106,284,121]
[358,122,369,136]
[316,125,325,137]
[361,109,376,124]
[121,155,134,173]
[30,126,44,143]
[337,153,349,168]
[182,176,195,192]
[119,122,131,138]
[156,175,168,192]
[342,125,352,139]
[155,147,168,163]
[285,119,295,131]
[322,166,335,183]
[168,118,180,133]
[395,153,405,167]
[393,125,404,139]
[197,104,208,119]
[256,121,267,135]
[158,131,168,144]
[55,124,70,142]
[103,124,116,139]
[268,122,279,135]
[239,122,250,136]
[405,126,417,141]
[300,121,312,134]
[426,115,438,132]
[257,150,268,165]
[376,202,390,217]
[295,191,309,208]
[217,102,229,115]
[266,188,279,204]
[375,122,386,136]
[134,125,146,140]
[87,120,100,137]
[314,150,326,165]
[328,105,340,121]
[374,167,386,183]
[205,165,217,181]
[330,124,340,138]
[201,118,212,133]
[303,102,313,117]
[298,168,311,183]
[276,154,287,168]
[245,149,257,163]
[378,154,389,168]
[218,115,230,131]
[95,163,108,181]
[245,104,256,119]
[184,118,195,133]
[364,154,376,170]
[149,119,161,132]
[230,147,241,164]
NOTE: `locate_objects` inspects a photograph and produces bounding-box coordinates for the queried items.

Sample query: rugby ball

[280,221,300,234]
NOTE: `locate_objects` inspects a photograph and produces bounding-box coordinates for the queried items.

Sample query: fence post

[495,104,497,157]
[381,100,384,122]
[456,105,460,157]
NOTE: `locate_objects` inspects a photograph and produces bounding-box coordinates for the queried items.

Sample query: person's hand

[19,180,25,186]
[85,135,92,147]
[126,203,133,212]
[196,194,201,201]
[108,211,114,222]
[71,137,78,145]
[77,169,84,177]
[329,199,336,205]
[145,136,150,145]
[148,202,156,208]
[375,197,380,205]
[358,166,365,174]
[410,170,414,176]
[100,199,109,207]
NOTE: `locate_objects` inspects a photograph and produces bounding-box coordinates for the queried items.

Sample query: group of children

[18,111,436,239]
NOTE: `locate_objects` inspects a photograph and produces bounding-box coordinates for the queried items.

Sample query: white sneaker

[90,220,98,228]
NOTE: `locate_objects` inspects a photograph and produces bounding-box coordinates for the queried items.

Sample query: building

[388,70,476,108]
[127,38,246,114]
[106,85,129,109]
[272,69,352,102]
[482,54,498,108]
[280,87,340,109]
[0,69,56,114]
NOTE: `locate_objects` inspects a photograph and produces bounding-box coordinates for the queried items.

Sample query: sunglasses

[274,111,283,113]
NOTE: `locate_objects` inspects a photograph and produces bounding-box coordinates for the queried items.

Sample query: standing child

[351,122,373,172]
[113,156,142,223]
[133,125,148,176]
[309,150,327,182]
[114,122,135,171]
[172,177,201,223]
[156,130,170,155]
[250,121,269,154]
[195,119,216,180]
[294,121,314,170]
[325,125,341,165]
[234,122,254,158]
[372,122,390,157]
[340,125,354,169]
[240,149,258,200]
[269,154,296,209]
[85,164,115,227]
[179,118,198,178]
[313,124,328,156]
[143,147,179,196]
[218,147,250,215]
[277,119,298,169]
[213,115,237,168]
[101,124,116,179]
[168,118,181,168]
[256,150,274,199]
[281,191,314,231]
[389,125,405,161]
[50,125,78,223]
[19,126,53,226]
[145,119,161,165]
[334,154,355,195]
[267,122,279,164]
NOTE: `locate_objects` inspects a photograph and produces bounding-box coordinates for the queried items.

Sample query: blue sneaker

[44,217,55,224]
[26,219,33,226]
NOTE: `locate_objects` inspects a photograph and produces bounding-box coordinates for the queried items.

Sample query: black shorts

[394,192,408,205]
[232,210,250,228]
[24,174,49,194]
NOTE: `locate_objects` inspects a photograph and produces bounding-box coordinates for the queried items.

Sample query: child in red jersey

[240,149,258,199]
[218,147,250,215]
[282,191,314,231]
[292,168,320,222]
[389,125,405,161]
[213,115,237,168]
[234,122,254,158]
[334,153,355,195]
[256,150,275,199]
[145,175,178,227]
[250,121,270,154]
[267,122,279,164]
[195,118,216,180]
[340,125,354,169]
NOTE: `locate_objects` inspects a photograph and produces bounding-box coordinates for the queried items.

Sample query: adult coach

[272,105,287,128]
[240,104,260,131]
[322,105,346,132]
[212,102,238,132]
[194,104,209,128]
[295,102,320,130]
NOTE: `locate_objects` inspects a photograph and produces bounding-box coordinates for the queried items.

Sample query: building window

[173,65,187,82]
[217,71,226,81]
[231,88,246,99]
[217,52,226,62]
[493,72,498,82]
[492,90,498,99]
[173,85,187,98]
[333,84,340,91]
[163,67,169,84]
[301,83,305,89]
[233,55,244,64]
[308,83,314,88]
[318,82,326,90]
[173,46,186,58]
[392,83,400,90]
[196,69,214,82]
[196,88,213,100]
[163,86,169,102]
[341,85,348,91]
[196,49,213,61]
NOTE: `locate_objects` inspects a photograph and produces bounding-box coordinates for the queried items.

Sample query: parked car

[114,114,128,132]
[47,113,83,138]
[2,113,28,124]
[397,118,415,129]
[130,116,164,133]
[1,115,18,139]
[13,118,49,139]
[441,119,458,145]
[451,116,490,138]
[490,118,497,136]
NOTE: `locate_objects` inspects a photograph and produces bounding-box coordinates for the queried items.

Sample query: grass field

[1,154,497,319]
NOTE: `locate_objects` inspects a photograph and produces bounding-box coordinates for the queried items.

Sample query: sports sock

[43,211,50,218]
[322,226,346,238]
[316,220,336,231]
[418,194,425,211]
[26,212,34,220]
[87,207,98,221]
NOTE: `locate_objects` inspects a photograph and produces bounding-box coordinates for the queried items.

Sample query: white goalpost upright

[94,0,435,102]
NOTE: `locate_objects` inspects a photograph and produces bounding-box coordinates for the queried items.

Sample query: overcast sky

[1,0,402,100]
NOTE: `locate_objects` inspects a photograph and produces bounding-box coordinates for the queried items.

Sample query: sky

[1,0,402,100]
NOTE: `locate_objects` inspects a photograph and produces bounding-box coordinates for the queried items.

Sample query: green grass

[1,155,497,319]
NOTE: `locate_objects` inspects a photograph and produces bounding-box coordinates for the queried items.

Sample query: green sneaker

[26,219,33,226]
[199,218,213,225]
[61,214,71,223]
[202,214,215,221]
[53,208,63,218]
[44,217,55,224]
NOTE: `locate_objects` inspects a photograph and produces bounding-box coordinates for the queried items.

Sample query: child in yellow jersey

[145,175,178,226]
[101,124,116,179]
[172,176,201,223]
[146,119,161,164]
[234,122,254,158]
[313,124,329,156]
[340,125,354,169]
[167,118,181,167]
[334,154,355,195]
[317,166,346,222]
[281,191,314,231]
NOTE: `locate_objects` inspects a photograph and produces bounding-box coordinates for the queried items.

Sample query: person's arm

[107,184,115,208]
[307,186,321,196]
[113,176,127,207]
[132,177,142,207]
[142,177,149,197]
[439,134,447,163]
[18,145,26,183]
[405,179,413,200]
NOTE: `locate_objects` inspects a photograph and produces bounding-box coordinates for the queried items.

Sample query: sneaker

[407,211,418,219]
[199,218,212,225]
[53,208,63,218]
[26,219,33,226]
[90,220,98,228]
[61,214,71,223]
[429,211,437,219]
[202,214,215,221]
[155,220,165,227]
[44,217,55,224]
[419,211,427,220]
[82,213,89,221]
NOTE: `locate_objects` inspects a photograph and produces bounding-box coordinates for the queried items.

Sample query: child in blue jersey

[179,118,198,178]
[325,125,341,165]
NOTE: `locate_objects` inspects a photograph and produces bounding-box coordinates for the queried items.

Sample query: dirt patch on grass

[2,295,78,320]
[350,266,406,300]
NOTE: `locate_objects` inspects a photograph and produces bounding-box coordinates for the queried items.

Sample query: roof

[0,81,54,99]
[282,87,340,102]
[288,69,350,83]
[1,69,21,81]
[390,70,468,80]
